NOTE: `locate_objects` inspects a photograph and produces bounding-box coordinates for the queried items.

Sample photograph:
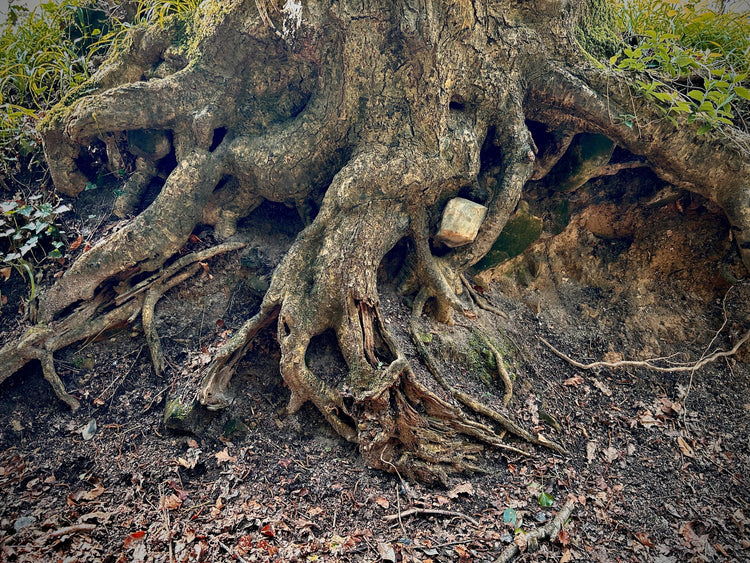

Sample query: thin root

[461,274,507,319]
[410,294,567,456]
[540,331,750,373]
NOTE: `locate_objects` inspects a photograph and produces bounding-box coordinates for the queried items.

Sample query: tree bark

[1,0,748,482]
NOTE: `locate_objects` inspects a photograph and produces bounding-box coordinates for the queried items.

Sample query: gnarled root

[0,243,246,408]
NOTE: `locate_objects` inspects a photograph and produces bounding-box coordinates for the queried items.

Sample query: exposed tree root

[0,242,247,408]
[460,273,508,320]
[540,332,750,374]
[4,0,749,486]
[494,498,576,563]
[384,507,480,528]
[410,289,568,457]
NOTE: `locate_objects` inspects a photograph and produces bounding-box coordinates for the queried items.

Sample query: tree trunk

[1,0,748,482]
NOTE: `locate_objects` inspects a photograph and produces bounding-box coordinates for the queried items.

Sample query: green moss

[576,0,622,61]
[547,133,615,193]
[551,198,570,235]
[474,201,543,272]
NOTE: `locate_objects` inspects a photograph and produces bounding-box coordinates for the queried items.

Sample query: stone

[435,197,488,247]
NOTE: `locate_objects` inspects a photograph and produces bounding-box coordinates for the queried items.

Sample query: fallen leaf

[187,439,199,448]
[560,548,573,562]
[634,531,655,547]
[214,448,236,465]
[564,375,584,386]
[374,496,390,509]
[188,234,202,244]
[435,495,450,506]
[81,419,97,440]
[637,410,663,428]
[67,483,106,505]
[160,494,182,511]
[261,523,275,537]
[514,533,528,551]
[448,482,474,498]
[602,446,619,463]
[377,542,396,562]
[677,436,695,458]
[592,378,612,397]
[123,530,146,549]
[68,235,83,251]
[586,441,597,463]
[557,528,570,547]
[0,266,11,281]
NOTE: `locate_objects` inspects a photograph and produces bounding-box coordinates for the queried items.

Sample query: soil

[1,167,749,562]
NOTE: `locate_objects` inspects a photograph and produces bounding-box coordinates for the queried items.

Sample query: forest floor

[1,168,749,563]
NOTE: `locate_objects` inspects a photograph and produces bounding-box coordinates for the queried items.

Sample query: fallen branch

[494,498,575,562]
[384,507,480,528]
[540,331,750,373]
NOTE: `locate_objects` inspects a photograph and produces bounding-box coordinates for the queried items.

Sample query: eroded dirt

[1,170,749,562]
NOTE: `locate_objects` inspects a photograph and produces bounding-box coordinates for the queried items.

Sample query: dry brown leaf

[374,496,390,509]
[67,483,106,505]
[435,495,450,506]
[677,436,695,458]
[602,446,619,463]
[592,378,612,397]
[160,494,182,511]
[0,266,11,281]
[214,448,237,465]
[586,441,597,464]
[634,531,654,547]
[514,533,528,551]
[448,482,474,498]
[187,439,199,448]
[563,375,584,386]
[637,410,663,428]
[560,548,573,562]
[68,235,83,251]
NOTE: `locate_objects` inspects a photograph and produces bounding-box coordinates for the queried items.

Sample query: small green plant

[609,0,750,133]
[1,194,70,296]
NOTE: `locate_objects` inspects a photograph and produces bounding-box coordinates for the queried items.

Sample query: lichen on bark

[1,0,749,482]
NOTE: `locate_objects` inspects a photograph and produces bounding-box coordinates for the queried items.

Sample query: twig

[540,331,750,373]
[47,523,97,538]
[494,498,575,562]
[384,507,480,528]
[379,452,407,535]
[218,540,250,563]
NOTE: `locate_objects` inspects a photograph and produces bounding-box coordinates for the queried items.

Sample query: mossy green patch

[474,201,543,272]
[547,133,615,193]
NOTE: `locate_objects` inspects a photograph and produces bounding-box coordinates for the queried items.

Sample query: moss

[164,397,214,433]
[474,201,543,272]
[575,0,622,61]
[547,133,615,193]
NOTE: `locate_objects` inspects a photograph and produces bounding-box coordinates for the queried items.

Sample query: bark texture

[1,0,748,482]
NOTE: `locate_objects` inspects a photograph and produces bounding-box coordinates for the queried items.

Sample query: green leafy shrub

[0,0,203,179]
[609,0,750,134]
[1,193,70,296]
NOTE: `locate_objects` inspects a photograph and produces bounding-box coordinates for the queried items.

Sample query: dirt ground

[1,168,749,562]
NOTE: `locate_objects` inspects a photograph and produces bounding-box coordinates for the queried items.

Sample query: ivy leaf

[538,491,554,507]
